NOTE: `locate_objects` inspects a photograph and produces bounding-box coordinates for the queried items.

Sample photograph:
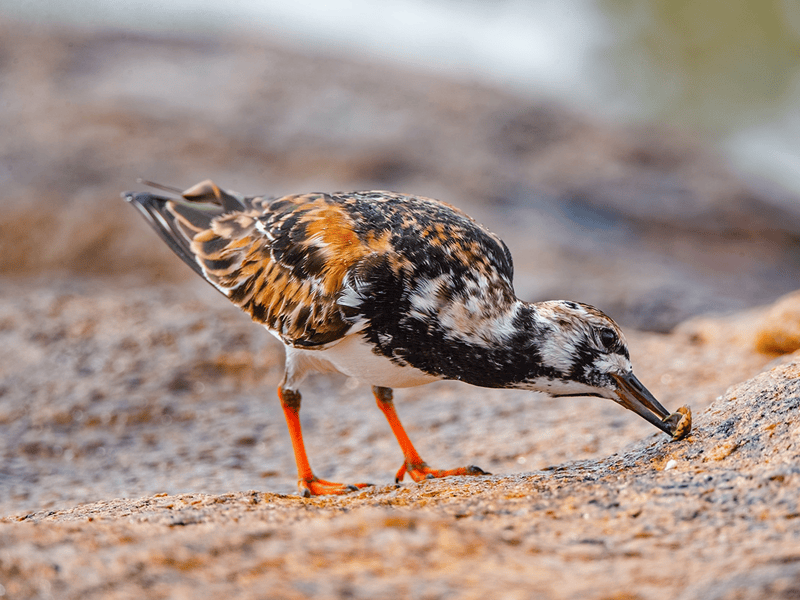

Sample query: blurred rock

[2,21,800,329]
[754,290,800,356]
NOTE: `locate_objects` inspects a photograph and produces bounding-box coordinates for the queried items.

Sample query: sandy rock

[1,280,799,599]
[2,348,799,599]
[754,290,800,356]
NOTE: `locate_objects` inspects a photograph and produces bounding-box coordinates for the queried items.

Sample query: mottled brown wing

[183,191,397,348]
[127,181,513,349]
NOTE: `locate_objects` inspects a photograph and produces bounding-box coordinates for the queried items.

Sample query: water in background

[7,0,800,193]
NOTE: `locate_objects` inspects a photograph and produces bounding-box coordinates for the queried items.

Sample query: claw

[465,465,490,475]
[397,462,490,483]
[394,463,407,484]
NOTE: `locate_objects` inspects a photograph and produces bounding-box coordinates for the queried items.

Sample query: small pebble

[664,460,678,471]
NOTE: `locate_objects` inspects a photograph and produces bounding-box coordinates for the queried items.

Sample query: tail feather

[123,190,223,280]
[180,179,247,213]
[169,201,223,231]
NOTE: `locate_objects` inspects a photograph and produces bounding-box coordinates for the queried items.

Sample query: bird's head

[523,300,683,437]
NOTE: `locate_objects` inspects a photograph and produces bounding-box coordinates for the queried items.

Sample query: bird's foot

[395,462,489,484]
[298,476,373,498]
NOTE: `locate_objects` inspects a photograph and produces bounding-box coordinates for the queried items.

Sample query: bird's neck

[419,299,556,389]
[439,300,594,392]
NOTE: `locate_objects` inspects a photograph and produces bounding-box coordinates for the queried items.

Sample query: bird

[124,179,691,497]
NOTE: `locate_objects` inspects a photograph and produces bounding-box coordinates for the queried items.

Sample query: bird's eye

[598,327,617,350]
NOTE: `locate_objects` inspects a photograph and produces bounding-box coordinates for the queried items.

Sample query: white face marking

[524,300,631,394]
[516,376,605,396]
[531,308,581,373]
[590,353,632,378]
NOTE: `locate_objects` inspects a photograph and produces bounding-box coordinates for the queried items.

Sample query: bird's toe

[465,465,490,475]
[400,462,490,483]
[298,477,372,497]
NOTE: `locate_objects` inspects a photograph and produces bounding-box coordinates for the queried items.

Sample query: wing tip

[121,190,168,205]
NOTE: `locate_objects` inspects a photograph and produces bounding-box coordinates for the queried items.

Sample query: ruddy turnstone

[125,180,691,497]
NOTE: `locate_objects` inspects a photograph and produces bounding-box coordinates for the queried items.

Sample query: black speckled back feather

[125,181,516,356]
[123,179,690,497]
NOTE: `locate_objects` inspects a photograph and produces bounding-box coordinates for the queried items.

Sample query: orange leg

[279,386,372,497]
[373,386,489,483]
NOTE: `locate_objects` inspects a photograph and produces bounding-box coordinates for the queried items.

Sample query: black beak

[611,372,675,436]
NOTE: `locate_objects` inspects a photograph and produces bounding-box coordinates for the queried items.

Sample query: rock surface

[2,280,800,599]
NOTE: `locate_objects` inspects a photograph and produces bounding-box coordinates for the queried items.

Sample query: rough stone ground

[1,280,799,600]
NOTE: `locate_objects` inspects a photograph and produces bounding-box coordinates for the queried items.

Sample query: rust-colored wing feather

[126,180,516,350]
[125,181,390,347]
[193,192,375,347]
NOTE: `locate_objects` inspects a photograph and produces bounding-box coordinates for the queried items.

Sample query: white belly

[283,334,442,389]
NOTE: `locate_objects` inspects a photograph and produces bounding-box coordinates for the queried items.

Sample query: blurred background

[2,0,800,512]
[3,0,800,329]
